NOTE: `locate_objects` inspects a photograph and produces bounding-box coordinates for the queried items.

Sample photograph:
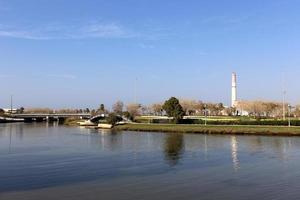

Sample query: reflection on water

[1,123,300,200]
[164,134,184,166]
[231,136,240,171]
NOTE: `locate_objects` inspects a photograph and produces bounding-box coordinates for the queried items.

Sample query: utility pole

[10,95,13,114]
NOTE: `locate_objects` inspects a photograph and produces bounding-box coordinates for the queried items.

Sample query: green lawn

[115,123,300,136]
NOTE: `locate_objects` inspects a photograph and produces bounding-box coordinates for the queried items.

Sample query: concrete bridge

[11,113,91,122]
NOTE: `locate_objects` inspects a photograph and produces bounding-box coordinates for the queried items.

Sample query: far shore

[114,123,300,136]
[60,118,300,136]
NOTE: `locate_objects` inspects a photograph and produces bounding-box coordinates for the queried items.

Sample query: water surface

[1,123,300,200]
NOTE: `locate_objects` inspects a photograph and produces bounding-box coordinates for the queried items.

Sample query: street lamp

[283,90,286,120]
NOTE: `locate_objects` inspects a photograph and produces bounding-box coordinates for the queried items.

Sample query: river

[1,123,300,200]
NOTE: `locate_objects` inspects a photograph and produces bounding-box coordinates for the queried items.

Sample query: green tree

[100,104,105,111]
[123,111,133,121]
[97,104,106,114]
[0,108,4,116]
[162,97,185,123]
[19,107,25,114]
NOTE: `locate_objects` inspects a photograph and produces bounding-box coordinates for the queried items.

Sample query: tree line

[14,98,300,122]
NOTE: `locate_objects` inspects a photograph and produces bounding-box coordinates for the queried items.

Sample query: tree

[293,105,300,117]
[19,107,25,114]
[151,103,163,115]
[126,103,141,118]
[206,103,219,116]
[100,104,105,111]
[97,104,106,114]
[141,105,150,115]
[112,101,124,115]
[123,111,133,121]
[0,108,4,116]
[224,107,236,116]
[180,99,201,115]
[85,108,90,113]
[23,108,52,114]
[237,100,283,118]
[263,102,280,117]
[162,97,185,123]
[216,103,224,115]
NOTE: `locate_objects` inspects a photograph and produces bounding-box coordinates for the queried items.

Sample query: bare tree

[180,99,204,115]
[293,105,300,118]
[237,100,284,118]
[112,101,124,115]
[126,103,141,118]
[224,107,236,116]
[141,105,151,115]
[151,103,163,115]
[206,103,220,116]
[194,101,205,115]
[24,108,53,114]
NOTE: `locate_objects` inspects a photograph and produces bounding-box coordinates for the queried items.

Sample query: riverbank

[115,123,300,136]
[63,118,85,126]
[0,116,24,123]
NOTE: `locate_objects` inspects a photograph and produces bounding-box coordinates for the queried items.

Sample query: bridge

[89,114,107,123]
[79,114,130,126]
[11,113,91,122]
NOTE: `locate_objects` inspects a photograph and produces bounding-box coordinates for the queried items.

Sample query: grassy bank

[135,116,300,126]
[115,123,300,136]
[64,118,85,126]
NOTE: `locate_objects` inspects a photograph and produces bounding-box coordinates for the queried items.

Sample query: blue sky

[1,0,300,109]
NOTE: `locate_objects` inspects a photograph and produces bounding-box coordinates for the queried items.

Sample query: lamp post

[283,90,286,120]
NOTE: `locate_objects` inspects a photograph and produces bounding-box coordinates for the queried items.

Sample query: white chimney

[231,72,237,107]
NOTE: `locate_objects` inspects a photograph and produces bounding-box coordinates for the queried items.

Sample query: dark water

[1,123,300,200]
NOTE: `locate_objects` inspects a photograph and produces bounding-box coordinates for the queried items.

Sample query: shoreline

[114,123,300,136]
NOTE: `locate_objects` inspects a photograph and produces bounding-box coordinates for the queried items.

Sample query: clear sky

[1,0,300,109]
